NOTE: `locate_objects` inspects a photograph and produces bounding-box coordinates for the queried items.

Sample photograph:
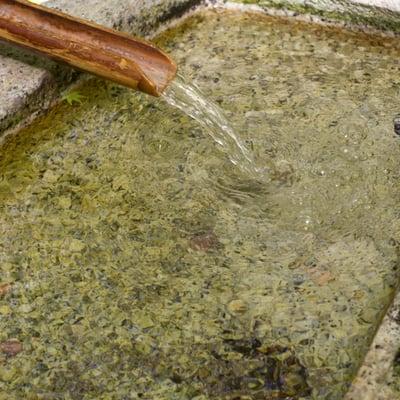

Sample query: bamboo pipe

[0,0,177,96]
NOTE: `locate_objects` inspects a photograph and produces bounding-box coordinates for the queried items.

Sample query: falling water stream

[163,75,262,179]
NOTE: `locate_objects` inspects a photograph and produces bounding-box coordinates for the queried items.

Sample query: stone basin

[1,1,400,399]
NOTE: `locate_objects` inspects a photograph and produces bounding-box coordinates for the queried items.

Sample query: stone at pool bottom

[1,8,400,400]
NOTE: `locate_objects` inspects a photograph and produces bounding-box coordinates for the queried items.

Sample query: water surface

[163,75,261,178]
[1,9,400,400]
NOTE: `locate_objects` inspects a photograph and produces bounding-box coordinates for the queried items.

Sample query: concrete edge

[227,0,400,34]
[344,290,400,400]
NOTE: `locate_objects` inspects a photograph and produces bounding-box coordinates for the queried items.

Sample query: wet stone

[393,115,400,135]
[0,283,11,297]
[394,348,400,374]
[189,230,220,252]
[0,340,23,357]
[228,299,248,314]
[202,340,311,398]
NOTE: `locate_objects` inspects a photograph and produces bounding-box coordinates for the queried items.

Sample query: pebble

[0,340,23,357]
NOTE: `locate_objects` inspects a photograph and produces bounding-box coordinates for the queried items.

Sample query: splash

[163,74,261,178]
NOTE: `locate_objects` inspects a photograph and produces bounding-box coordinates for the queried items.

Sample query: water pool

[0,8,400,399]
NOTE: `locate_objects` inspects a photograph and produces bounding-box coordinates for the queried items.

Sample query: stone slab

[344,293,400,400]
[228,0,400,33]
[354,0,400,12]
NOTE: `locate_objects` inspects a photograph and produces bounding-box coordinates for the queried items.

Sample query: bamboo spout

[0,0,177,96]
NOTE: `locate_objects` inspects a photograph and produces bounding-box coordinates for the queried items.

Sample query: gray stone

[229,0,400,33]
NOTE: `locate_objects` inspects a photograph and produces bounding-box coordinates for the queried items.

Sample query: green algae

[1,8,400,399]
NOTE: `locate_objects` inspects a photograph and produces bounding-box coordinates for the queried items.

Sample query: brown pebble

[310,270,334,286]
[189,230,220,252]
[0,283,12,297]
[0,339,23,356]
